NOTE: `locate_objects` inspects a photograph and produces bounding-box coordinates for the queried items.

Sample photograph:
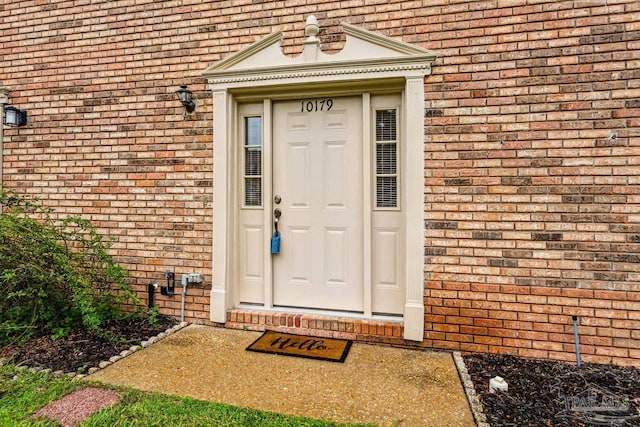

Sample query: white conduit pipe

[180,274,189,323]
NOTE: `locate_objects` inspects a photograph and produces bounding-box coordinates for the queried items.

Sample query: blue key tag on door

[271,231,281,254]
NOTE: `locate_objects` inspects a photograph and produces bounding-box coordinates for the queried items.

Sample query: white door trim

[262,99,274,309]
[362,93,372,317]
[205,17,435,341]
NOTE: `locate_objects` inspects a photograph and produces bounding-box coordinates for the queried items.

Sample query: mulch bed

[3,318,639,427]
[464,353,640,426]
[0,315,177,373]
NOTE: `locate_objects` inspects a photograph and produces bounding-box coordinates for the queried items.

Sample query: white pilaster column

[403,76,425,341]
[211,89,230,323]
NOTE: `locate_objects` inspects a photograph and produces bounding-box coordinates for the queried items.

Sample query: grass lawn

[0,364,371,427]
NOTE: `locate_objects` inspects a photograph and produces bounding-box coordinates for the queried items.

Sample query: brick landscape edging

[453,351,490,427]
[88,321,189,376]
[1,322,189,379]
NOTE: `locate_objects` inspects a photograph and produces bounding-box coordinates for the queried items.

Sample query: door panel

[273,97,363,311]
[323,142,347,207]
[372,223,403,313]
[288,142,311,207]
[289,226,311,282]
[238,220,265,304]
[325,227,348,284]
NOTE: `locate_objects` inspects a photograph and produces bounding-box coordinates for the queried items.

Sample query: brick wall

[420,0,640,366]
[1,0,638,366]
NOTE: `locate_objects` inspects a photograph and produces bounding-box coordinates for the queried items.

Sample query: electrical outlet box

[187,273,204,284]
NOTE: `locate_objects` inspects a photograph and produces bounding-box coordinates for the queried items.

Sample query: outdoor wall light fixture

[3,106,28,127]
[175,84,196,118]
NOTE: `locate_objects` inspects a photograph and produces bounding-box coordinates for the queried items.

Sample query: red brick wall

[420,0,640,366]
[1,0,638,366]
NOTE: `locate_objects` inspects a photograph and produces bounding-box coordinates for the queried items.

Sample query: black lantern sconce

[175,84,196,118]
[3,106,28,127]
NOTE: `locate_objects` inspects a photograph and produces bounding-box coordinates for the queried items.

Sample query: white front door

[272,97,363,311]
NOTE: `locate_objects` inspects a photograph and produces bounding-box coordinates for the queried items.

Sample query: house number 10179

[301,99,333,112]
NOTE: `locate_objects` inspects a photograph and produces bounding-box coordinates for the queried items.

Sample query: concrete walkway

[89,325,475,426]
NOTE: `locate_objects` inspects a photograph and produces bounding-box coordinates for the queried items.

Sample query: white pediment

[202,16,436,88]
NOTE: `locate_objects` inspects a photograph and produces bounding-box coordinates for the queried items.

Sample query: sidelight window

[375,109,398,208]
[244,116,262,207]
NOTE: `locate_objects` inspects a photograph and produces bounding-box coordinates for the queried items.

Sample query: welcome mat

[246,330,352,363]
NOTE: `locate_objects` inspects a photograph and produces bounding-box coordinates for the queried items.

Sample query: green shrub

[0,188,140,343]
